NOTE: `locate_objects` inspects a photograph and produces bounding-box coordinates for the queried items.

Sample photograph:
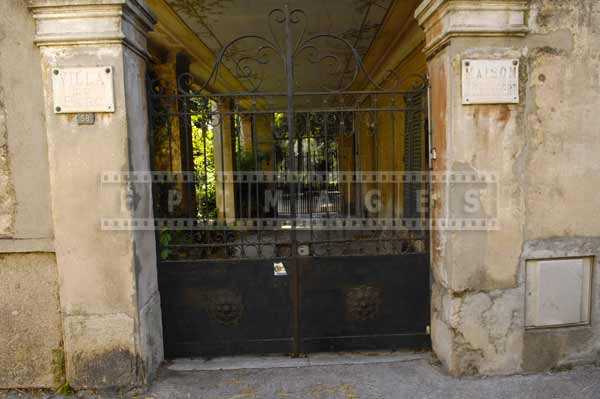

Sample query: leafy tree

[191,104,218,219]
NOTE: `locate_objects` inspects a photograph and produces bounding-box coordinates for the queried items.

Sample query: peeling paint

[0,86,15,237]
[425,0,600,377]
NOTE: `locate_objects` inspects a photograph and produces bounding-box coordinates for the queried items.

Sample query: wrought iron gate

[149,4,430,358]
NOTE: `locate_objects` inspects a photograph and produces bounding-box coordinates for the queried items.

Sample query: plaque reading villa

[462,59,519,105]
[52,66,115,113]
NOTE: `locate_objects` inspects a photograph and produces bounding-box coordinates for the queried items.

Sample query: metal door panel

[299,255,430,352]
[159,259,293,357]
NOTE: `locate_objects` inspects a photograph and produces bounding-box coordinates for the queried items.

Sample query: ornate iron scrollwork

[168,4,426,94]
[149,4,430,262]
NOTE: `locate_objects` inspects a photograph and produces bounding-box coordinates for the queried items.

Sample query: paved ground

[2,352,600,399]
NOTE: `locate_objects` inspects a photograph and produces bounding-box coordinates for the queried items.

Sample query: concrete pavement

[2,352,600,398]
[146,352,600,399]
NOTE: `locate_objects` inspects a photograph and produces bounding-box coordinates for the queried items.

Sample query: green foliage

[274,112,286,129]
[159,228,207,261]
[55,381,76,397]
[191,110,217,219]
[159,228,172,260]
[236,149,269,171]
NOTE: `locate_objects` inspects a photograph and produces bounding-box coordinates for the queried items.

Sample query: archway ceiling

[166,0,395,93]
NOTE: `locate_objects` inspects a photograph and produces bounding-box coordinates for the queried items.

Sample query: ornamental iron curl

[168,3,427,95]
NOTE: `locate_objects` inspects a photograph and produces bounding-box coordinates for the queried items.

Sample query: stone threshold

[167,350,431,371]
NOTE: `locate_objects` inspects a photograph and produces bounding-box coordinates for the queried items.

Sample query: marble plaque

[462,59,519,105]
[52,66,115,113]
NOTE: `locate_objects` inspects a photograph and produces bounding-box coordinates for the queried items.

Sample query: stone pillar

[28,0,163,388]
[416,0,529,375]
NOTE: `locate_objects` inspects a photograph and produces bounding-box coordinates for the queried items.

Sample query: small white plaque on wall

[52,66,115,113]
[462,59,519,105]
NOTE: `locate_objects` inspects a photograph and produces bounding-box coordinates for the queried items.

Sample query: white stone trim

[28,0,156,59]
[415,0,529,56]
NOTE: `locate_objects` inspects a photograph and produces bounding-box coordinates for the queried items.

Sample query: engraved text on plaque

[52,66,115,113]
[462,59,519,105]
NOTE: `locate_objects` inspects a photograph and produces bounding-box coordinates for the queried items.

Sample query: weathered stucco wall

[123,44,164,382]
[428,37,528,376]
[521,0,600,372]
[0,0,53,240]
[0,84,15,237]
[29,0,162,388]
[0,253,62,388]
[525,0,600,239]
[1,0,162,389]
[419,0,600,376]
[0,0,61,388]
[38,41,161,387]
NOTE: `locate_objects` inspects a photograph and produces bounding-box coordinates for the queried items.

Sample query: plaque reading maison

[52,66,115,113]
[462,59,519,105]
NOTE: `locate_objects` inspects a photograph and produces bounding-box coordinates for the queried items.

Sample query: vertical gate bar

[307,114,313,247]
[217,100,229,255]
[233,100,240,217]
[345,121,350,246]
[335,112,340,215]
[373,94,380,255]
[251,96,262,256]
[390,96,397,254]
[201,105,209,224]
[426,82,432,240]
[296,117,303,214]
[167,112,173,173]
[233,104,246,257]
[391,96,397,221]
[353,111,361,218]
[180,94,189,215]
[402,93,409,224]
[146,76,161,258]
[270,114,280,249]
[425,83,432,247]
[283,3,301,356]
[324,112,331,255]
[217,101,225,221]
[425,81,432,331]
[179,89,193,217]
[166,111,175,237]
